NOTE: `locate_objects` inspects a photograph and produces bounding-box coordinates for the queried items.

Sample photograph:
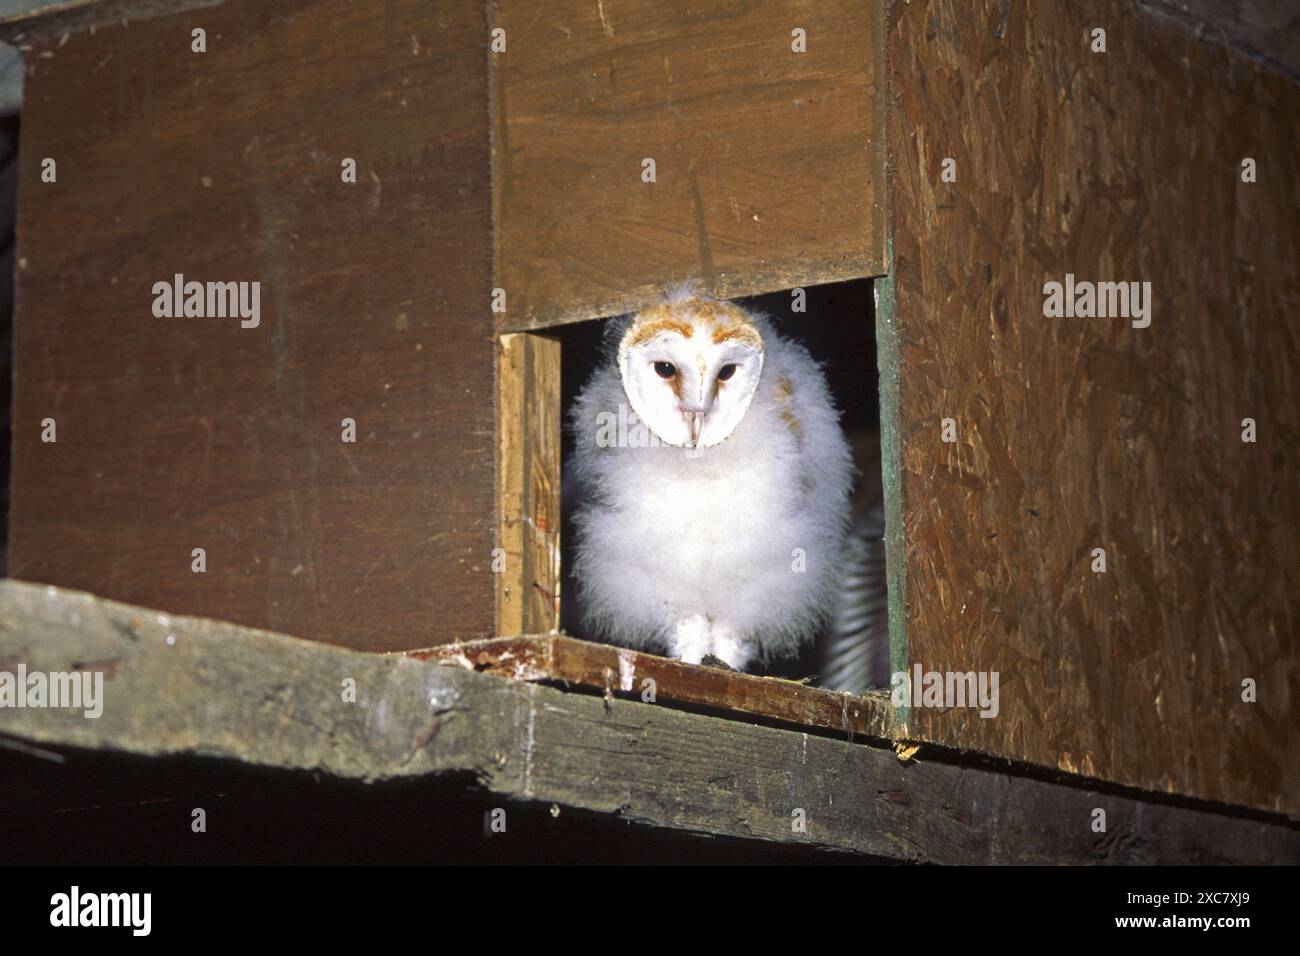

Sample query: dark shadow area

[0,746,881,864]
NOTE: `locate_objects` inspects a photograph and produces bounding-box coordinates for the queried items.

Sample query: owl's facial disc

[617,299,765,449]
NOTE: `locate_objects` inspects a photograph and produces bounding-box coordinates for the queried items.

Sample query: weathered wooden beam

[1,580,1295,863]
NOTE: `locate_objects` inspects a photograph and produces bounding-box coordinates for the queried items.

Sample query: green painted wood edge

[873,237,908,728]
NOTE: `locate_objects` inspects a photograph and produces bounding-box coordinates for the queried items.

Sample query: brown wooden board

[495,333,561,636]
[887,0,1299,815]
[411,634,897,744]
[492,0,888,331]
[7,0,497,651]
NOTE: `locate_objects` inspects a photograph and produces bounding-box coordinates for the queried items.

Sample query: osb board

[492,0,888,331]
[8,0,497,651]
[889,0,1299,814]
[412,635,898,744]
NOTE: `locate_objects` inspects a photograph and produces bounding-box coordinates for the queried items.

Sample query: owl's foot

[710,628,755,671]
[669,616,754,671]
[669,615,712,665]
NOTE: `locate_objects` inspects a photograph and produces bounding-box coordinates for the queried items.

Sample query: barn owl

[566,286,856,672]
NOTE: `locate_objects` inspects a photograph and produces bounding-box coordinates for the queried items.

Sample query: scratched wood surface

[4,579,1296,863]
[492,0,888,331]
[888,0,1300,815]
[7,0,497,651]
[411,634,898,743]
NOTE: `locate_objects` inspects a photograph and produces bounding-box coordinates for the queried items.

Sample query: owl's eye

[718,363,738,382]
[653,361,677,379]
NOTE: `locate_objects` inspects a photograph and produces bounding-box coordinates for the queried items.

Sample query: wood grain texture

[412,634,898,743]
[495,334,561,635]
[8,0,496,651]
[888,0,1299,814]
[492,0,888,331]
[3,579,1296,863]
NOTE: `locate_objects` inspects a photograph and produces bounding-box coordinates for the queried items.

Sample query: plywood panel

[8,0,496,651]
[493,0,887,330]
[888,0,1299,814]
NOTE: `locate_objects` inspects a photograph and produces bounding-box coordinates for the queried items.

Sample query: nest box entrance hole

[499,278,888,691]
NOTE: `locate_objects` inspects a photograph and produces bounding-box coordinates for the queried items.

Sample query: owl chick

[566,287,854,671]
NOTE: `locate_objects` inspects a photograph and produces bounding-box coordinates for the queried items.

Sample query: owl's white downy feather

[566,290,854,670]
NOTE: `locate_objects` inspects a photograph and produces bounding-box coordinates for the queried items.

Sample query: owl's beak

[681,395,712,447]
[685,411,702,447]
[679,401,711,447]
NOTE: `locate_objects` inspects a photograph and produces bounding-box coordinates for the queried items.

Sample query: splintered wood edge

[410,634,899,743]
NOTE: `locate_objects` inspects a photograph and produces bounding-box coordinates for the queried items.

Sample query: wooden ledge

[409,634,898,744]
